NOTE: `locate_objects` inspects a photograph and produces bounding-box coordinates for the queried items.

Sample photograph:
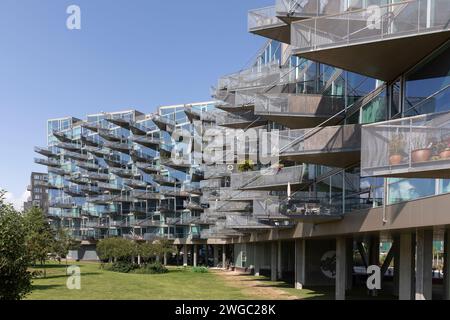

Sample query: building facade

[35,0,450,299]
[24,172,49,213]
[206,0,450,300]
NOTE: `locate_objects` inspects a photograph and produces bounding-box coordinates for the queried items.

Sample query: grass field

[26,262,341,300]
[26,262,251,300]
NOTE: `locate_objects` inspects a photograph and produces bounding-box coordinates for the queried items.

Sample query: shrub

[134,262,169,275]
[192,266,208,273]
[104,261,138,274]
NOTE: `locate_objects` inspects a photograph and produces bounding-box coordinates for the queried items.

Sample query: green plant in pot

[388,133,406,165]
[411,135,433,164]
[238,159,254,172]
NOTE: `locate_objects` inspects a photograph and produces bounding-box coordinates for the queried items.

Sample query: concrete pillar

[346,238,354,291]
[444,230,450,300]
[277,241,282,280]
[368,235,380,266]
[295,239,306,290]
[222,244,226,269]
[416,229,433,300]
[137,255,141,266]
[163,253,168,266]
[254,243,261,276]
[336,237,347,300]
[193,244,198,267]
[271,242,277,281]
[399,232,415,300]
[393,235,400,296]
[183,244,188,267]
[204,245,209,267]
[213,245,219,267]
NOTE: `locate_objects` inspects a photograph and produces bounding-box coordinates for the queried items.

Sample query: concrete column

[444,230,450,300]
[222,244,226,269]
[137,255,141,266]
[193,244,198,267]
[346,238,354,291]
[213,245,219,267]
[368,235,380,266]
[393,235,400,296]
[204,245,209,267]
[277,241,282,280]
[163,252,168,266]
[271,242,278,281]
[416,229,433,300]
[295,239,306,290]
[183,244,188,267]
[254,243,261,276]
[336,237,347,300]
[399,232,415,300]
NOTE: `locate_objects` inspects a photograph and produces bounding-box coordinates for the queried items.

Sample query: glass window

[388,178,436,205]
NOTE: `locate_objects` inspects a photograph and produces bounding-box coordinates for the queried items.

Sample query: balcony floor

[295,31,450,82]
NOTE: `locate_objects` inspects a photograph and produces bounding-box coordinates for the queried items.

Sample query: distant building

[24,172,49,213]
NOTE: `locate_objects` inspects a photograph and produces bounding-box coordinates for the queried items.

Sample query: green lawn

[26,262,250,300]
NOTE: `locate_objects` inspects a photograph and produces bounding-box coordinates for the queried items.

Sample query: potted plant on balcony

[238,160,254,172]
[411,135,433,163]
[388,133,406,166]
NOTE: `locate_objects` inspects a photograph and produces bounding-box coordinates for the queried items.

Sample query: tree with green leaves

[53,228,79,267]
[153,239,176,264]
[0,190,32,300]
[24,207,55,277]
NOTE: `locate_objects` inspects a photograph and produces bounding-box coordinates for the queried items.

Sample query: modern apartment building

[24,172,49,213]
[203,0,449,300]
[34,0,450,300]
[34,102,231,263]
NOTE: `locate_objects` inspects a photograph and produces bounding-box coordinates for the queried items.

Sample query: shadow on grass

[31,284,64,291]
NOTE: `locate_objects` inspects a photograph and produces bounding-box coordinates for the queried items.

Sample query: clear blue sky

[0,0,273,206]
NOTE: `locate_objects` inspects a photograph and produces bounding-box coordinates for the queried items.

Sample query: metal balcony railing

[35,146,58,158]
[131,190,161,200]
[98,130,124,142]
[226,215,274,230]
[85,146,109,158]
[130,150,154,163]
[34,157,60,168]
[216,112,265,128]
[254,93,345,118]
[248,6,285,31]
[132,136,161,148]
[84,172,110,182]
[97,182,122,192]
[279,194,344,221]
[75,161,100,171]
[241,165,309,190]
[110,168,135,178]
[63,151,89,161]
[152,174,178,186]
[291,0,450,53]
[204,164,237,179]
[136,162,161,174]
[57,142,81,151]
[104,141,131,154]
[124,179,148,189]
[267,124,361,167]
[361,110,450,179]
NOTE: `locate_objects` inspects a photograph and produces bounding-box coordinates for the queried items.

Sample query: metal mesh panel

[361,111,450,177]
[248,6,285,31]
[291,0,450,52]
[244,165,307,189]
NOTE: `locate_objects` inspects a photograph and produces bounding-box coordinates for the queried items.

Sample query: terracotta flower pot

[411,149,432,163]
[440,150,450,160]
[389,154,403,166]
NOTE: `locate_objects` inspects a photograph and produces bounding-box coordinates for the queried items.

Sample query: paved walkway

[212,270,300,300]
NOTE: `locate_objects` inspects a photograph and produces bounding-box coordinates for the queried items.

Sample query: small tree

[153,239,176,264]
[53,228,79,267]
[0,190,32,300]
[138,242,157,264]
[24,207,55,277]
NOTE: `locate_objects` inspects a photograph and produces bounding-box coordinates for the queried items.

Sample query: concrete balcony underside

[296,32,450,82]
[276,124,361,168]
[254,94,345,129]
[250,23,291,44]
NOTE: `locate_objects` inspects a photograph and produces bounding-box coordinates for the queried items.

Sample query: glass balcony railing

[35,146,58,158]
[291,0,450,53]
[132,136,161,148]
[361,110,450,179]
